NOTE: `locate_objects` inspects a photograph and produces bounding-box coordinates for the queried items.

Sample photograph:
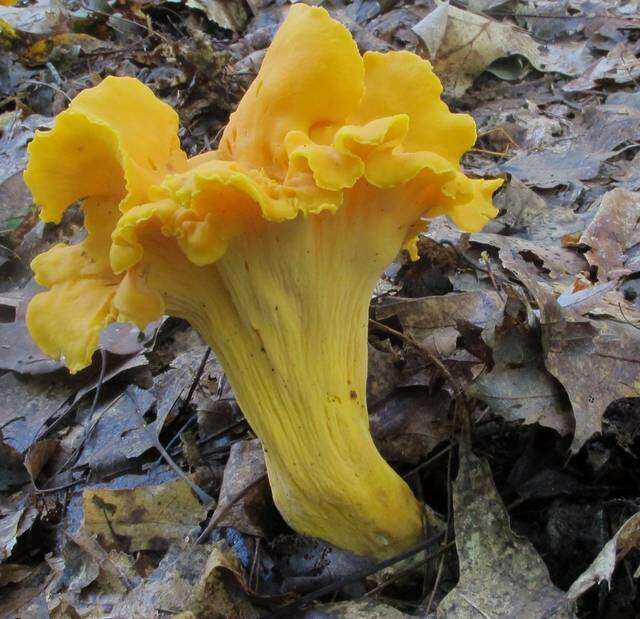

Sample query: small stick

[265,530,447,617]
[196,473,267,544]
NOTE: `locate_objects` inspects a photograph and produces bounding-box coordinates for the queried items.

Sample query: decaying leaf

[0,505,38,561]
[211,439,270,537]
[438,447,573,618]
[82,478,207,552]
[518,277,640,453]
[470,231,587,286]
[568,511,640,600]
[579,188,640,281]
[469,297,573,435]
[110,541,257,618]
[502,148,602,189]
[184,0,250,32]
[0,0,65,37]
[300,598,411,618]
[188,541,258,618]
[493,175,548,231]
[370,389,453,464]
[412,1,592,96]
[564,42,640,92]
[374,291,504,357]
[544,317,640,453]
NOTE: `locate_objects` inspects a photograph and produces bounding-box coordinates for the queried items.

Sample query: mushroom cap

[24,3,501,374]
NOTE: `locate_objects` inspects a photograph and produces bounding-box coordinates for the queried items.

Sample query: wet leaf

[74,386,157,474]
[438,447,573,618]
[82,478,207,553]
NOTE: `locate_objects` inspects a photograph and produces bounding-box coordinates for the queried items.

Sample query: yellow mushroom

[24,4,501,558]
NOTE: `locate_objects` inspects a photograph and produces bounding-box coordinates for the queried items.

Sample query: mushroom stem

[141,194,424,558]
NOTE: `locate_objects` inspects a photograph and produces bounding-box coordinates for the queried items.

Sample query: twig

[265,530,446,617]
[159,414,197,463]
[368,319,466,403]
[40,349,109,485]
[154,348,211,465]
[124,391,214,505]
[403,443,455,479]
[618,302,640,331]
[459,594,492,618]
[470,146,511,158]
[425,440,455,612]
[364,541,456,598]
[196,473,267,543]
[477,127,519,149]
[183,347,212,412]
[34,477,85,494]
[80,1,173,45]
[249,537,261,591]
[24,80,71,102]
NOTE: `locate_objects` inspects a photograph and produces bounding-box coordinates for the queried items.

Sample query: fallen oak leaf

[511,261,640,453]
[579,188,640,281]
[567,511,640,601]
[412,1,594,96]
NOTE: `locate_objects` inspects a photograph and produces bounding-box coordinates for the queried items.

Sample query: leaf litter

[1,0,640,617]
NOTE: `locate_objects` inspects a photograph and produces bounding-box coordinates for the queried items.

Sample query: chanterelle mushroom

[24,4,501,558]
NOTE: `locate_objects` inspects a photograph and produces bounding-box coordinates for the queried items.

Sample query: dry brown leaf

[24,438,58,484]
[212,439,270,537]
[564,42,640,92]
[519,273,640,452]
[185,0,250,32]
[412,1,592,96]
[374,291,504,357]
[579,188,640,281]
[469,299,573,435]
[370,389,453,464]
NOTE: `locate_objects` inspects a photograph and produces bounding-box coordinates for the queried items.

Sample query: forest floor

[1,1,640,617]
